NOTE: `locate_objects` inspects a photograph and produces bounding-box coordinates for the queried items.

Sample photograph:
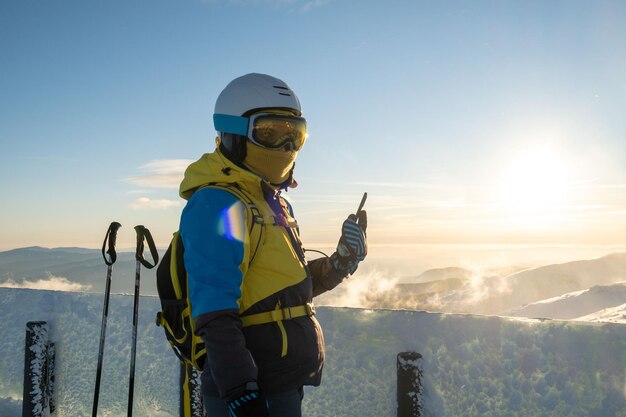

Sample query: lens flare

[218,202,246,242]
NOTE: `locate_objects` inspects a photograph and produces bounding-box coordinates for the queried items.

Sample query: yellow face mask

[243,141,298,185]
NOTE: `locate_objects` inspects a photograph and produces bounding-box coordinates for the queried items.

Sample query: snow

[2,287,626,416]
[506,282,626,321]
[574,302,626,324]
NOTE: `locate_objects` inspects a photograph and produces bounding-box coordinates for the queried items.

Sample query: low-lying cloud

[130,197,182,210]
[314,263,522,314]
[315,268,400,308]
[124,159,192,189]
[0,275,92,292]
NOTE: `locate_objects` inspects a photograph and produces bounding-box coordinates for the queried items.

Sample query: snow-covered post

[180,363,204,417]
[22,321,51,417]
[46,342,55,414]
[397,351,424,417]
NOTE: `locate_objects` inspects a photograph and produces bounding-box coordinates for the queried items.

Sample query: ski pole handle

[102,222,122,266]
[134,225,159,269]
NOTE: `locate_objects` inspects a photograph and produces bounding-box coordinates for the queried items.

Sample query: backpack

[155,184,264,371]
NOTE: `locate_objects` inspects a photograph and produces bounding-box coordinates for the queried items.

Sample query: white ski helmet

[213,73,302,136]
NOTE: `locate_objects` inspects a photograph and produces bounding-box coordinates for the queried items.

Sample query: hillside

[576,303,626,323]
[4,248,626,323]
[476,253,626,315]
[3,287,626,416]
[505,282,626,321]
[0,247,158,295]
[342,253,626,316]
[402,267,475,283]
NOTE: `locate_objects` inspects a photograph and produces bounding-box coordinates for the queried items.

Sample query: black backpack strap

[261,185,307,266]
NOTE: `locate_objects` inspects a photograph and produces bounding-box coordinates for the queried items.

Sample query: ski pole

[128,225,159,417]
[92,221,122,417]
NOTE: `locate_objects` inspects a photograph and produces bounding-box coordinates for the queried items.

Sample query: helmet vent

[278,92,292,96]
[273,85,289,90]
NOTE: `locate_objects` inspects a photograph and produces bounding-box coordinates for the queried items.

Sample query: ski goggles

[214,112,307,151]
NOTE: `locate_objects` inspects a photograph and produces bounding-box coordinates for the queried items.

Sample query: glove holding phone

[331,193,368,275]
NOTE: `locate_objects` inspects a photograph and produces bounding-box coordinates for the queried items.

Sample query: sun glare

[498,146,572,213]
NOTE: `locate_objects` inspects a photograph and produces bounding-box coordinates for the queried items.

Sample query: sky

[1,0,625,273]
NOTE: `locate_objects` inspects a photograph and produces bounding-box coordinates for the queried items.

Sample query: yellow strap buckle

[241,303,316,327]
[305,303,315,316]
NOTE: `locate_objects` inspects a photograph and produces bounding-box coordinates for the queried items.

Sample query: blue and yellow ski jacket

[179,145,347,400]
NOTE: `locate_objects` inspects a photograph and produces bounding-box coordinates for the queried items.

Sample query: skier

[178,73,367,417]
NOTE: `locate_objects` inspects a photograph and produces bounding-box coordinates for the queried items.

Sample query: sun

[498,146,571,213]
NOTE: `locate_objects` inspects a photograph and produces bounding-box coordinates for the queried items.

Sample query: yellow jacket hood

[179,144,262,200]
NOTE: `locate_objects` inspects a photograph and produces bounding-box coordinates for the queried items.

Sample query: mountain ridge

[3,247,626,321]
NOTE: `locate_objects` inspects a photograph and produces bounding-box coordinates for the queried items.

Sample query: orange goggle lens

[249,114,307,151]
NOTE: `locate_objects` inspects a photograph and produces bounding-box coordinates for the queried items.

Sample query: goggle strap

[213,114,248,136]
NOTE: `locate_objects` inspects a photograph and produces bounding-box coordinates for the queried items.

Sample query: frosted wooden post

[22,321,50,417]
[47,342,56,414]
[180,363,205,417]
[397,351,424,417]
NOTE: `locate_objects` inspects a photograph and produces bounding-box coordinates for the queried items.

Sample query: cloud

[314,268,399,308]
[0,275,92,292]
[124,159,192,189]
[130,197,182,210]
[298,0,329,13]
[126,189,157,195]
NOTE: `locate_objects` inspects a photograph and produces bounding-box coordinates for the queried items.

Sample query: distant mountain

[357,253,626,316]
[397,278,466,295]
[505,282,626,321]
[0,247,158,295]
[399,264,530,284]
[472,253,626,315]
[5,247,626,319]
[408,267,474,283]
